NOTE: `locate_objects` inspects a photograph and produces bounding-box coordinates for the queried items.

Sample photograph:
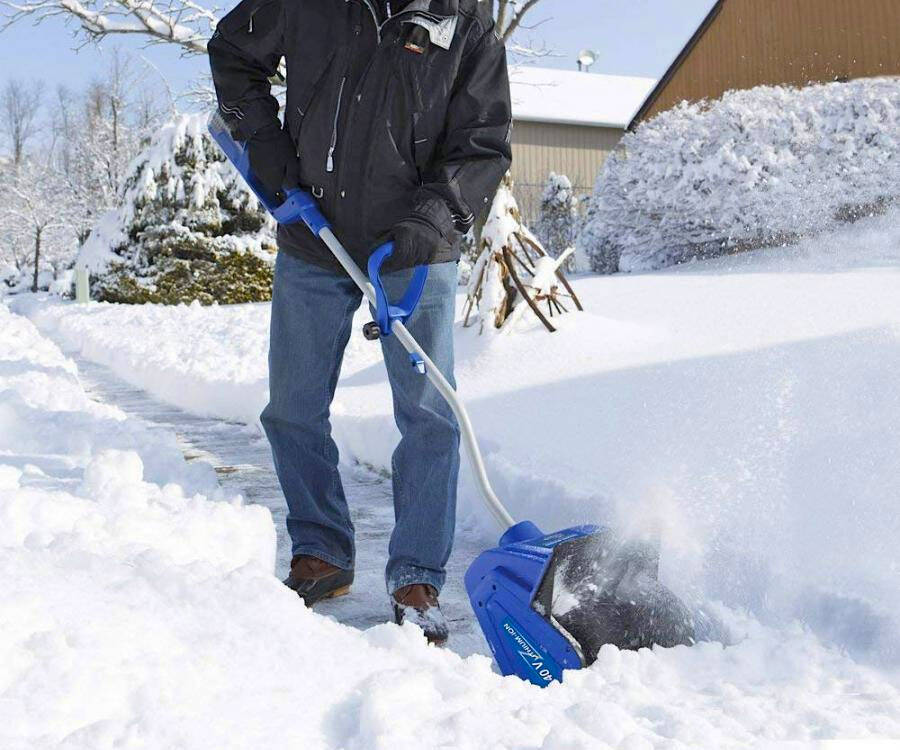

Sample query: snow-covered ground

[6,209,900,746]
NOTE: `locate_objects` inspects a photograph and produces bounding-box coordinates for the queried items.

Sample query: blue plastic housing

[465,521,603,686]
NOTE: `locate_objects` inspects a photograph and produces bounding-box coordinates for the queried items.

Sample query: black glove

[247,122,300,203]
[388,218,448,270]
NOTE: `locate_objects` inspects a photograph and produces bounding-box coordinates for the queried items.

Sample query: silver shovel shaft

[318,226,516,531]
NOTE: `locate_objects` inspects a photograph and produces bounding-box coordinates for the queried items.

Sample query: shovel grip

[367,242,429,337]
[207,113,330,234]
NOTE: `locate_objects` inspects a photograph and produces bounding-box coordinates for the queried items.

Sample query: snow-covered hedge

[579,77,900,273]
[80,113,276,304]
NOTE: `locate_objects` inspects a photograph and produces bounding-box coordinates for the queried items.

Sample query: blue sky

[0,0,716,101]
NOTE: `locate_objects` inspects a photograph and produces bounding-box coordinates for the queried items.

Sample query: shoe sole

[306,584,351,607]
[285,568,355,606]
[323,584,351,600]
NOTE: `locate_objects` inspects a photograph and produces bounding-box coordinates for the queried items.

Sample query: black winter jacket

[208,0,512,271]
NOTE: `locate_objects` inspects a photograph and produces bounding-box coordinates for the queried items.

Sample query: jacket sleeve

[208,0,285,140]
[409,24,512,244]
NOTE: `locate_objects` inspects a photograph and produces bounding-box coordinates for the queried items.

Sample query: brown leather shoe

[392,583,449,646]
[283,555,353,605]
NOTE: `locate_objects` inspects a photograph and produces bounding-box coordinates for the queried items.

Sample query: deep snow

[6,209,900,746]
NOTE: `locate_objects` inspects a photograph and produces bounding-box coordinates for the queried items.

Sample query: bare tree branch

[3,0,550,65]
[2,80,42,165]
[491,0,545,43]
[1,0,218,55]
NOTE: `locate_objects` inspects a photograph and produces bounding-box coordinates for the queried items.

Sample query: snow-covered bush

[465,174,579,333]
[534,172,578,268]
[465,176,521,330]
[579,77,900,273]
[81,113,276,305]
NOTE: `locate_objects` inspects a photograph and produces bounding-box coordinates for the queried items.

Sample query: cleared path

[75,356,490,658]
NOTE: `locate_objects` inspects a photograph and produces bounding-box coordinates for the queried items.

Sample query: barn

[507,66,656,223]
[629,0,900,127]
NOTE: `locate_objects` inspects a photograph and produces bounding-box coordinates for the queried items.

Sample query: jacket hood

[404,0,458,18]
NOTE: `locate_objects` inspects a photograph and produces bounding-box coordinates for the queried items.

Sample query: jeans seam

[391,451,402,519]
[322,292,360,531]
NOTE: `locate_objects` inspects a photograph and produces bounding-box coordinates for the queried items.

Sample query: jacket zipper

[332,2,415,198]
[327,0,392,177]
[362,0,398,43]
[335,0,406,174]
[325,76,346,173]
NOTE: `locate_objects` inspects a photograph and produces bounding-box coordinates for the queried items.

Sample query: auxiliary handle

[208,113,515,530]
[367,241,429,337]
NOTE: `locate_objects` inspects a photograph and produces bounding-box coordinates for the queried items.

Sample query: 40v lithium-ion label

[500,616,563,685]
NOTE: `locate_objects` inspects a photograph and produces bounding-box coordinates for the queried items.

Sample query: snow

[7,209,900,745]
[579,77,900,272]
[530,252,570,295]
[510,66,657,129]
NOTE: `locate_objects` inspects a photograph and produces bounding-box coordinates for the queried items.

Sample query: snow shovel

[209,112,700,687]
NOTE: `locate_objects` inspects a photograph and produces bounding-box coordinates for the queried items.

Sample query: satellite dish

[577,49,598,72]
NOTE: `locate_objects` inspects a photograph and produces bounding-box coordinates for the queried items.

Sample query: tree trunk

[111,94,120,192]
[31,226,42,293]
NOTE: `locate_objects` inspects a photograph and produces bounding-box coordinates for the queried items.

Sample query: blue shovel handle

[367,242,429,337]
[207,113,330,233]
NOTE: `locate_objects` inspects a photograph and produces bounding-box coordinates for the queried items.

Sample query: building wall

[641,0,900,122]
[510,120,623,224]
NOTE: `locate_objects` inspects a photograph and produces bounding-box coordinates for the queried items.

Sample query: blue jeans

[260,251,460,595]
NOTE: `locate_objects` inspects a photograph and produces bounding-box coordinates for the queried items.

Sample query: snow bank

[579,77,900,272]
[7,221,900,743]
[12,297,272,424]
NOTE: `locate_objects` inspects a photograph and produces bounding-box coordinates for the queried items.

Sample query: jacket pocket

[287,52,335,158]
[411,113,432,183]
[382,73,417,175]
[396,46,435,181]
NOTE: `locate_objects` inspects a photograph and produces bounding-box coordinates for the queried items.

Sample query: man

[208,0,512,644]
